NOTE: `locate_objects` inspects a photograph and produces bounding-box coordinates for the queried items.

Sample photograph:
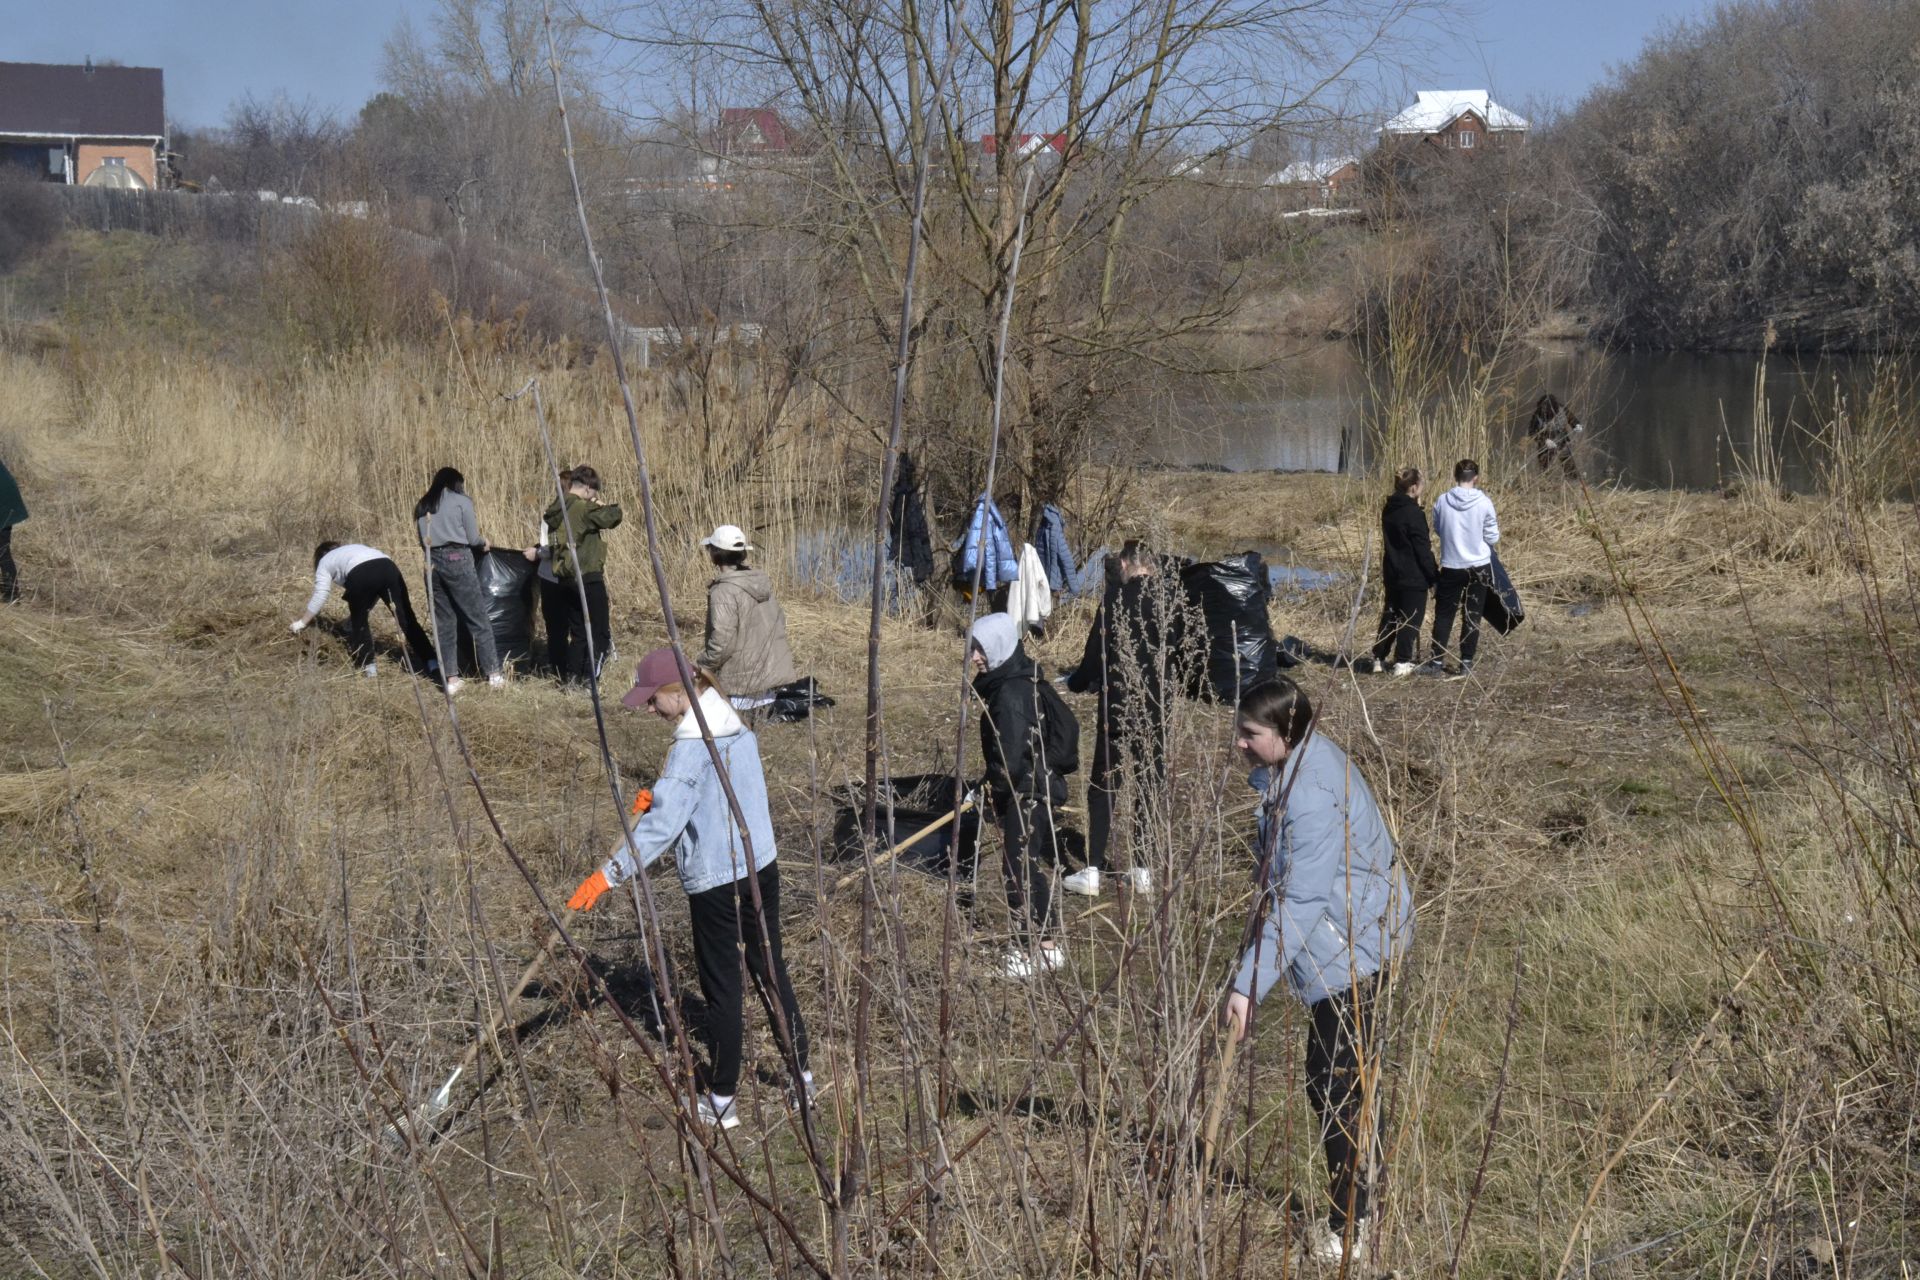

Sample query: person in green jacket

[531,465,623,685]
[0,456,25,604]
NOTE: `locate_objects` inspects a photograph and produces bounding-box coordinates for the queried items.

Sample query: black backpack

[1033,668,1081,775]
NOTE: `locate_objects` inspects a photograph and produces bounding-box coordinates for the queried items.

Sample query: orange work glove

[629,788,653,817]
[568,869,612,912]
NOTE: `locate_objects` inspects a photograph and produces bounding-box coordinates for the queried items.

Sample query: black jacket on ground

[1380,493,1440,591]
[1068,573,1170,736]
[975,644,1068,808]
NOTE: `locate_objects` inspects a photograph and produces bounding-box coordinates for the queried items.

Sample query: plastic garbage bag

[764,677,836,723]
[1482,551,1525,635]
[1177,552,1280,702]
[456,549,536,671]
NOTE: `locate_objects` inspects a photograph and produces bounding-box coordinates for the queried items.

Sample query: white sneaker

[1390,662,1416,678]
[444,677,465,695]
[1307,1217,1368,1265]
[1003,945,1066,979]
[488,673,506,689]
[361,663,378,678]
[1127,866,1154,893]
[1060,867,1102,896]
[697,1093,740,1130]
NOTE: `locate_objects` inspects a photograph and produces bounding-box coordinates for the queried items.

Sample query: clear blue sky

[6,0,1713,130]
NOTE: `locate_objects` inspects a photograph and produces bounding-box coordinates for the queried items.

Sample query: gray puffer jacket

[1233,732,1414,1006]
[699,565,799,697]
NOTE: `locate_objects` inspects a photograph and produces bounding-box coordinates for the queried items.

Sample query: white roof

[1264,156,1359,185]
[1380,91,1528,135]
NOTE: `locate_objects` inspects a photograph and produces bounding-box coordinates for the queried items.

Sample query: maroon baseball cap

[621,647,688,709]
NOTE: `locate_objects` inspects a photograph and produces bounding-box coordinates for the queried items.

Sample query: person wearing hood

[1223,676,1413,1267]
[414,466,504,693]
[1369,468,1440,676]
[539,466,623,686]
[565,648,813,1132]
[1425,458,1500,678]
[969,612,1071,979]
[698,524,799,710]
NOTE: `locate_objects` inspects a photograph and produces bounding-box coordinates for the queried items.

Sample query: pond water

[1149,341,1894,492]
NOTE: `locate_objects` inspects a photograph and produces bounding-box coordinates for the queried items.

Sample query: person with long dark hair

[414,466,502,693]
[1369,467,1439,676]
[290,540,437,678]
[1224,676,1413,1266]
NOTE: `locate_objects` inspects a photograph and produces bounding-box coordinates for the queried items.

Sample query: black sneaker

[1417,657,1447,676]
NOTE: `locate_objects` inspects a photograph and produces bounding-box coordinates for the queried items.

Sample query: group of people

[292,466,624,691]
[1369,458,1503,679]
[290,472,1429,1266]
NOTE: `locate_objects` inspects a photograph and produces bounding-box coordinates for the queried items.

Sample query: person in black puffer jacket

[1370,467,1440,675]
[1063,541,1169,896]
[970,612,1069,980]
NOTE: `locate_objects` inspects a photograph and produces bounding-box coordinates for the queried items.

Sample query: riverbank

[4,327,1914,1275]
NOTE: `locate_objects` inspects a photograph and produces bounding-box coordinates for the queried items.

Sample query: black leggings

[562,574,611,683]
[687,862,809,1097]
[343,559,434,670]
[0,524,16,602]
[1085,718,1165,873]
[1372,585,1429,666]
[1306,975,1383,1230]
[538,576,573,675]
[997,792,1059,946]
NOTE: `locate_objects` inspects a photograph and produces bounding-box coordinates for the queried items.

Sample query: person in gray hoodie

[698,524,799,709]
[414,466,503,692]
[1425,458,1500,677]
[566,647,813,1131]
[1224,676,1413,1267]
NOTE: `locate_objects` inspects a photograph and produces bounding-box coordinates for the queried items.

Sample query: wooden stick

[834,801,975,892]
[1201,1029,1242,1170]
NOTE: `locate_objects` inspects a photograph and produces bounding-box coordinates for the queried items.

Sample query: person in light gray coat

[414,466,502,691]
[698,523,799,708]
[1223,676,1413,1267]
[565,647,811,1132]
[1425,457,1501,677]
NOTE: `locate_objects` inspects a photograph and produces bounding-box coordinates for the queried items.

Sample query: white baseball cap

[701,524,754,552]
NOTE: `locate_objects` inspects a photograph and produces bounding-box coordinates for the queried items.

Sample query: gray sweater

[419,491,483,548]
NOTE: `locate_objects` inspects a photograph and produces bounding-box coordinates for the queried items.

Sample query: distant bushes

[1560,0,1920,349]
[0,175,60,272]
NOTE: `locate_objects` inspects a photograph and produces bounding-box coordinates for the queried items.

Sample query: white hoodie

[1432,484,1499,570]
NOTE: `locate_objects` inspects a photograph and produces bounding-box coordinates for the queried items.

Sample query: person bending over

[290,541,436,679]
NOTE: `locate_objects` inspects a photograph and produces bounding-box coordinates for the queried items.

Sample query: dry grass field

[2,243,1918,1278]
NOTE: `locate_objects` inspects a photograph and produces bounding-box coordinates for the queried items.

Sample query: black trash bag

[455,549,537,672]
[1482,550,1526,635]
[763,677,836,723]
[827,773,982,882]
[1177,552,1280,702]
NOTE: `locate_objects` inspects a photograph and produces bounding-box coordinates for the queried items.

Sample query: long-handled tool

[834,798,976,893]
[1200,1030,1242,1171]
[383,915,574,1149]
[385,790,654,1149]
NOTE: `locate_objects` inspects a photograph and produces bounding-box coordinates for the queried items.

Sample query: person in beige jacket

[699,524,799,709]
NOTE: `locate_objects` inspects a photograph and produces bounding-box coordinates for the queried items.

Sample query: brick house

[1377,90,1527,155]
[0,60,167,189]
[1264,155,1362,207]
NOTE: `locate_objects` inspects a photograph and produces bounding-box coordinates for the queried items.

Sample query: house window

[1459,131,1475,149]
[103,156,126,166]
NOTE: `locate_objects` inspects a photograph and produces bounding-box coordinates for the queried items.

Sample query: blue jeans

[428,546,499,676]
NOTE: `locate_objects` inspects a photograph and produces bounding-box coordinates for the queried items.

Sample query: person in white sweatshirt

[1425,459,1500,677]
[290,541,437,678]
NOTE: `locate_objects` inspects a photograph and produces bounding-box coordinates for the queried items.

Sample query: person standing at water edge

[541,466,622,686]
[1369,467,1439,676]
[698,524,799,711]
[565,649,813,1130]
[291,541,437,678]
[415,467,504,693]
[1425,458,1499,678]
[1223,676,1412,1266]
[0,454,25,603]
